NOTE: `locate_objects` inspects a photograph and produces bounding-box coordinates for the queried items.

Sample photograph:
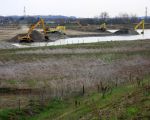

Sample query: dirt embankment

[65,29,112,38]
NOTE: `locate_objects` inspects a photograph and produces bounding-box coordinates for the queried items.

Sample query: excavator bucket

[18,35,33,42]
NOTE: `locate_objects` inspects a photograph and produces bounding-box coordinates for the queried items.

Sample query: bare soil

[65,29,112,37]
[0,24,143,47]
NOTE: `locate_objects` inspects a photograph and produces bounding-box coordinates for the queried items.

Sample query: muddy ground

[0,25,114,49]
[0,29,138,49]
[0,24,144,50]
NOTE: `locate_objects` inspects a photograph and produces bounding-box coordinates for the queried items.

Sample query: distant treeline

[77,17,150,25]
[0,15,150,25]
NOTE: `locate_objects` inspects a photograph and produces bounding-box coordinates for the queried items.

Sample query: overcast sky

[0,0,149,17]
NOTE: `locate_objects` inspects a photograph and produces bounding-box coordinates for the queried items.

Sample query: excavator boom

[18,18,49,41]
[134,20,145,34]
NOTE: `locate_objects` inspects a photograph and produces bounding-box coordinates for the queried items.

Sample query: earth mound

[9,30,46,43]
[114,28,139,35]
[8,30,67,43]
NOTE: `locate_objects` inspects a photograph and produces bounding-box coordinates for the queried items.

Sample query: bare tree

[118,13,130,23]
[99,12,109,22]
[130,14,138,23]
[119,13,129,18]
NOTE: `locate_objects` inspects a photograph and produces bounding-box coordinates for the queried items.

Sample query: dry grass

[0,40,150,109]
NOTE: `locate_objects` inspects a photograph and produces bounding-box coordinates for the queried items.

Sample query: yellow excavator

[76,21,83,28]
[73,20,86,31]
[49,25,66,33]
[18,18,49,42]
[56,26,66,32]
[99,23,107,31]
[134,20,145,34]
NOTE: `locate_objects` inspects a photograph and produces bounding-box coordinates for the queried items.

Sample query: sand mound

[8,30,67,43]
[30,30,45,41]
[9,30,45,43]
[114,28,139,35]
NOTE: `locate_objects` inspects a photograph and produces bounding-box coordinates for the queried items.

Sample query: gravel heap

[8,30,45,43]
[8,30,67,43]
[114,28,139,35]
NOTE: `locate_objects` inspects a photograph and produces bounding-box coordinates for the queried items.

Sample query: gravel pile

[114,28,139,35]
[8,30,45,43]
[8,30,67,43]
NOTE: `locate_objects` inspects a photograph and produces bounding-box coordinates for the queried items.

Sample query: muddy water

[12,29,150,48]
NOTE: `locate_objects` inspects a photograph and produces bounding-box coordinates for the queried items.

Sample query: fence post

[97,84,100,93]
[82,85,85,95]
[18,99,21,111]
[115,77,118,87]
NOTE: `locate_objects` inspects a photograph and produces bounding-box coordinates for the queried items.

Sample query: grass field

[0,75,149,120]
[0,39,150,119]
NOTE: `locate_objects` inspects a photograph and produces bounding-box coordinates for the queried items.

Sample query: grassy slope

[0,40,150,63]
[0,75,149,120]
[0,40,150,120]
[30,76,150,120]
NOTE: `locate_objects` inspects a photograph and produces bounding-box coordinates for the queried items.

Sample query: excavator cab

[99,23,107,32]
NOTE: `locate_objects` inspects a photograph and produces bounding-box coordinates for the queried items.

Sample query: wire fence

[0,82,111,109]
[0,74,139,110]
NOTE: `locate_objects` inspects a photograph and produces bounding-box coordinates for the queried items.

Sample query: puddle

[13,29,150,48]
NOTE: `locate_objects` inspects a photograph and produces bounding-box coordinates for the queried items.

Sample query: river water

[13,29,150,48]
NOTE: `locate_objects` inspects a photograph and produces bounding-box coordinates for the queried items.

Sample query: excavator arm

[76,21,83,28]
[40,18,49,40]
[134,20,145,34]
[18,18,49,42]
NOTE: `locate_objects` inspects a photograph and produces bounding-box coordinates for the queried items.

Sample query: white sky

[0,0,149,17]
